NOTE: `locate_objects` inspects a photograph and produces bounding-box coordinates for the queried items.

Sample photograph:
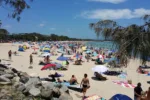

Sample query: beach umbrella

[41,53,51,57]
[41,64,56,70]
[57,56,68,61]
[43,48,50,53]
[92,65,109,73]
[51,62,62,69]
[110,94,132,100]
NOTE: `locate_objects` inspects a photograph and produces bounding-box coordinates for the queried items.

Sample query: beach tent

[92,65,109,74]
[110,94,132,100]
[18,47,24,52]
[41,64,56,70]
[43,48,50,53]
[57,56,69,61]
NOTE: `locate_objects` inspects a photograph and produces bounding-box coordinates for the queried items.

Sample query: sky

[0,0,150,39]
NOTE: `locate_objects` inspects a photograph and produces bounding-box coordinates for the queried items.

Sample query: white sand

[0,43,150,100]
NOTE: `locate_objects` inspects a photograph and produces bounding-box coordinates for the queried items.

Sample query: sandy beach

[0,43,150,100]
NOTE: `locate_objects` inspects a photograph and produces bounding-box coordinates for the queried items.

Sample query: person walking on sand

[134,83,143,100]
[8,50,12,60]
[80,73,90,99]
[30,54,33,65]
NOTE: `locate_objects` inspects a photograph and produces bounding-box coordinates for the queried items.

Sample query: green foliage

[0,28,9,40]
[0,0,33,21]
[0,32,92,41]
[90,15,150,64]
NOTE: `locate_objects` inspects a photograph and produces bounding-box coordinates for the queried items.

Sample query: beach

[0,43,150,100]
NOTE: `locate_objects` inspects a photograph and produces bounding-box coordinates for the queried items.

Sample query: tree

[0,28,9,40]
[0,0,32,21]
[90,15,150,65]
[89,20,117,40]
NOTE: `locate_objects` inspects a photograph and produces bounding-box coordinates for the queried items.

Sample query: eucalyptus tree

[0,0,32,22]
[89,15,150,65]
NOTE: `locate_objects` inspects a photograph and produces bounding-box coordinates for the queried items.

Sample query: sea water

[86,41,118,50]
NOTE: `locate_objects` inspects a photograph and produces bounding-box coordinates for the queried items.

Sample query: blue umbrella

[57,56,68,61]
[110,94,132,100]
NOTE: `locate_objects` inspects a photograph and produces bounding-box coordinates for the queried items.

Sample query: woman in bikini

[80,74,90,99]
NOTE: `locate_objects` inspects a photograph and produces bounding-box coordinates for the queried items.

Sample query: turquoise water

[86,41,117,50]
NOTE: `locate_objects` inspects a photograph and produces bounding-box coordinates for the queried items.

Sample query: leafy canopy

[90,15,150,64]
[0,0,32,22]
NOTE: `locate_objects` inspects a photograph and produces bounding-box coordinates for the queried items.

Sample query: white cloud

[49,28,56,30]
[88,0,126,4]
[3,25,11,28]
[39,23,45,27]
[81,8,150,19]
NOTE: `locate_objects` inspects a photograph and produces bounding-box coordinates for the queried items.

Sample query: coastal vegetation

[0,29,93,41]
[90,15,150,64]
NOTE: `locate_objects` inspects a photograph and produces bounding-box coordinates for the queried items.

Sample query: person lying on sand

[137,66,148,74]
[57,78,62,83]
[48,72,63,77]
[94,72,107,80]
[70,75,78,85]
[74,60,82,65]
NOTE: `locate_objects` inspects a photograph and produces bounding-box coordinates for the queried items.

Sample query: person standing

[30,54,33,65]
[134,83,143,100]
[8,50,12,60]
[145,87,150,100]
[80,74,90,99]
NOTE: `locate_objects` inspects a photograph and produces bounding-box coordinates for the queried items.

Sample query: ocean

[86,41,118,50]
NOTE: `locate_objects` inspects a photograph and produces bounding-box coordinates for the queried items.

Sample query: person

[30,54,33,65]
[95,58,103,65]
[8,50,12,60]
[134,83,143,100]
[140,91,147,100]
[85,54,90,62]
[70,75,78,85]
[146,87,150,100]
[57,78,62,83]
[80,74,90,99]
[14,51,17,56]
[137,66,145,74]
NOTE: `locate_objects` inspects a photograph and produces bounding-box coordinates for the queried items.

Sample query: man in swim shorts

[80,73,90,99]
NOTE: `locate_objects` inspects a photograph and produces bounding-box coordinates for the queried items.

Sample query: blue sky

[0,0,150,39]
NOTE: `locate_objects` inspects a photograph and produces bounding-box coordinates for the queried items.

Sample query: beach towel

[84,95,104,100]
[112,81,136,88]
[63,82,81,89]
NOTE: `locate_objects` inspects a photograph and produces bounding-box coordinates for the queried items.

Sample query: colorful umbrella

[41,64,56,70]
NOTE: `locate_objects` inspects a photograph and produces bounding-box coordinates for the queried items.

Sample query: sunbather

[57,78,62,83]
[137,66,148,74]
[95,58,103,65]
[74,60,82,65]
[94,72,107,80]
[48,72,63,77]
[70,75,78,85]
